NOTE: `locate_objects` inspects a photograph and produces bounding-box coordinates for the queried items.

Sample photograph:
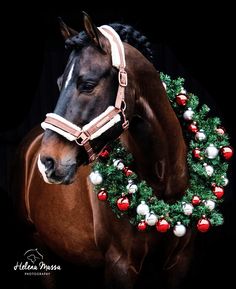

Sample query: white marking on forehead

[64,62,75,89]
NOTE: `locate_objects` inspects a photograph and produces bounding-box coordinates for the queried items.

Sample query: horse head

[38,13,131,184]
[38,13,188,201]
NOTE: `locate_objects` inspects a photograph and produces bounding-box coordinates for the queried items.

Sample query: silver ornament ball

[113,159,125,170]
[145,212,158,226]
[183,108,194,121]
[204,163,214,176]
[204,200,215,211]
[182,203,194,215]
[89,171,103,185]
[195,130,206,141]
[205,144,219,159]
[136,201,150,216]
[180,88,187,94]
[127,183,138,194]
[222,176,229,186]
[173,222,186,237]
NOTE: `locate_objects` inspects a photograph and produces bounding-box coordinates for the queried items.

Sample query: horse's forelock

[65,31,90,50]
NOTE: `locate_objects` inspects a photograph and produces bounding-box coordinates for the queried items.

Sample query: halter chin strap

[41,25,128,162]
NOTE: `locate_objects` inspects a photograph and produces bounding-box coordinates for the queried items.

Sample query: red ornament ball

[176,94,188,106]
[123,167,133,177]
[192,148,202,159]
[97,189,108,201]
[117,196,130,211]
[192,195,201,205]
[197,216,210,232]
[216,127,225,135]
[99,149,110,158]
[188,123,198,133]
[156,219,170,232]
[137,220,147,231]
[220,146,233,160]
[211,184,224,199]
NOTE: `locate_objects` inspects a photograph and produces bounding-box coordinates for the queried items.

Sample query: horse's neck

[121,57,188,201]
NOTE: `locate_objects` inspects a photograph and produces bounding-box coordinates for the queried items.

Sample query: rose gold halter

[41,25,129,162]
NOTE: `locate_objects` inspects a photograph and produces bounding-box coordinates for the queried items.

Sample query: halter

[41,25,129,162]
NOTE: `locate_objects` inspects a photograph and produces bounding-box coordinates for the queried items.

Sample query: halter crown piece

[41,25,128,162]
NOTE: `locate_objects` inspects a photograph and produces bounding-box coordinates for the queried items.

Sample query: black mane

[65,23,154,63]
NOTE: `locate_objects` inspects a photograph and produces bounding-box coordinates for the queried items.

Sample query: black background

[4,3,236,289]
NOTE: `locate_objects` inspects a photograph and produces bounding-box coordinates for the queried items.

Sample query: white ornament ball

[117,162,125,170]
[180,88,187,94]
[182,203,194,215]
[113,159,124,170]
[222,176,229,186]
[205,144,219,159]
[183,108,194,121]
[89,171,103,185]
[126,180,133,187]
[204,163,214,176]
[145,212,158,226]
[113,159,119,166]
[173,222,186,237]
[136,201,150,216]
[195,130,206,141]
[126,183,138,194]
[204,200,215,211]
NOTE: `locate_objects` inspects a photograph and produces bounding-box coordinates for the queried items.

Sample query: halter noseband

[41,25,129,162]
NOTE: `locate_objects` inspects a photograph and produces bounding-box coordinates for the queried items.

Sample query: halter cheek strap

[41,25,128,163]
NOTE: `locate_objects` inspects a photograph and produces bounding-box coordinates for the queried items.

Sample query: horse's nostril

[43,157,55,171]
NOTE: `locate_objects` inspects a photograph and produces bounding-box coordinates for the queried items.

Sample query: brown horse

[13,13,194,289]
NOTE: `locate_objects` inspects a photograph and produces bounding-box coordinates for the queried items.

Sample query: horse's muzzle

[37,154,77,185]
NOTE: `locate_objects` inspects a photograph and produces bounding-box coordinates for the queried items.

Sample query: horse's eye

[79,82,96,93]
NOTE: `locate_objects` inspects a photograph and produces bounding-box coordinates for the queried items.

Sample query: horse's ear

[58,17,78,40]
[82,12,107,52]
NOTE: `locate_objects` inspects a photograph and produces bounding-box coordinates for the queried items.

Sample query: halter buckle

[75,131,91,146]
[119,70,127,87]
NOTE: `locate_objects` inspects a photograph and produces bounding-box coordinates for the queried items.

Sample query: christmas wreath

[89,73,233,236]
